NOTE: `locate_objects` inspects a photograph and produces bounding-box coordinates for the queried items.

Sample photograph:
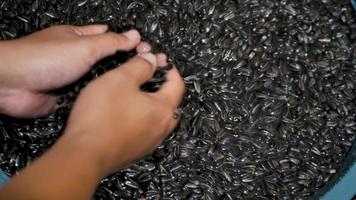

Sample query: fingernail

[122,29,140,42]
[137,42,152,54]
[138,53,157,66]
[98,24,109,32]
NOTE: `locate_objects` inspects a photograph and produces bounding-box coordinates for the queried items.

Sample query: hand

[62,52,185,175]
[0,25,185,200]
[0,25,141,117]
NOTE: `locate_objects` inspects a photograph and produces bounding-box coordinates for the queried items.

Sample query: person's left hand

[0,25,141,118]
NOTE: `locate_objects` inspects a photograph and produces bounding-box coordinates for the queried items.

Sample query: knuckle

[85,40,100,60]
[61,25,77,33]
[43,25,66,34]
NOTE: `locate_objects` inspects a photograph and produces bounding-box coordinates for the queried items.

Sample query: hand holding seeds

[0,25,185,200]
[0,24,141,117]
[64,49,185,175]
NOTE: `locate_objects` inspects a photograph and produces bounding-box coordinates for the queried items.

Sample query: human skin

[0,25,185,199]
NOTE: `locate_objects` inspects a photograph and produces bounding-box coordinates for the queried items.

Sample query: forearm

[0,133,106,200]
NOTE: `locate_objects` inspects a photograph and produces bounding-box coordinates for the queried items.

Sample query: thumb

[86,29,141,60]
[71,24,109,36]
[105,53,157,86]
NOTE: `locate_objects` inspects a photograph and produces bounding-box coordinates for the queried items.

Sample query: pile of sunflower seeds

[1,0,356,199]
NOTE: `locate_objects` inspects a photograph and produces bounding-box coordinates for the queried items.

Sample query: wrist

[50,133,109,179]
[61,124,132,176]
[56,129,120,177]
[0,127,109,199]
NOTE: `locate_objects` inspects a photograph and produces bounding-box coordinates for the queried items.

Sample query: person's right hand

[61,51,185,175]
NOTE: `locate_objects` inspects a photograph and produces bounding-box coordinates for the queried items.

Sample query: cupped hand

[0,25,186,199]
[0,25,140,117]
[0,24,186,175]
[62,52,185,175]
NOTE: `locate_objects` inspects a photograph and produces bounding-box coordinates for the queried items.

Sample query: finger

[23,94,57,118]
[136,42,152,54]
[112,53,157,86]
[155,66,185,107]
[156,53,168,67]
[72,24,109,36]
[87,29,141,59]
[137,44,167,66]
[32,95,57,117]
